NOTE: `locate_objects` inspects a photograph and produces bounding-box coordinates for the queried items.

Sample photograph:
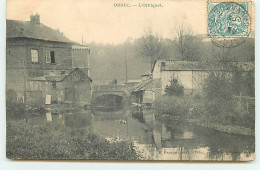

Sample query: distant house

[26,68,92,106]
[152,60,254,97]
[6,13,90,102]
[129,76,155,106]
[125,79,142,89]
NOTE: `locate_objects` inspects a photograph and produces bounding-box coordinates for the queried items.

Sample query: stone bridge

[91,84,129,112]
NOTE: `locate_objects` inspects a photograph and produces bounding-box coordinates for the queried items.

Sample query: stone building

[152,60,254,97]
[6,14,90,102]
[26,68,92,106]
[129,78,154,106]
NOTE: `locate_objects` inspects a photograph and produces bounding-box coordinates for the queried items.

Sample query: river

[27,107,255,161]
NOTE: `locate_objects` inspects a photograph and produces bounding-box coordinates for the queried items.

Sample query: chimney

[30,13,40,25]
[161,62,166,67]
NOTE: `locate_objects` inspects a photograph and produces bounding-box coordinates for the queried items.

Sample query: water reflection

[46,112,52,122]
[91,112,128,141]
[92,94,124,112]
[65,112,92,128]
[27,107,255,161]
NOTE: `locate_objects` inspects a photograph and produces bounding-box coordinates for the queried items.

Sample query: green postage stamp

[208,1,251,37]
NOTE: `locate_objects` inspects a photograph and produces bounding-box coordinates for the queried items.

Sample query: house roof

[28,68,92,82]
[28,75,66,82]
[160,61,205,71]
[129,79,153,92]
[62,67,93,82]
[152,60,254,72]
[6,19,73,43]
[126,80,142,84]
[72,45,90,50]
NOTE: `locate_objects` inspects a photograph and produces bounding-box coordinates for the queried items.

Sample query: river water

[28,108,255,161]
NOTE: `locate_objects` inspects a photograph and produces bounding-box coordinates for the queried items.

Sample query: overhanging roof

[129,79,153,92]
[7,19,74,43]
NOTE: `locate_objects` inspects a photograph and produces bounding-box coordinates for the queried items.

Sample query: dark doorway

[65,87,75,102]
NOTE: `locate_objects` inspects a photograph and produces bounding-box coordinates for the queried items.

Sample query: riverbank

[187,119,254,136]
[153,95,255,137]
[157,115,254,136]
[169,117,255,136]
[6,119,138,160]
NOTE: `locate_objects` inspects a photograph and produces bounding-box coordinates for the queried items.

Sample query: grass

[6,120,138,160]
[6,100,139,160]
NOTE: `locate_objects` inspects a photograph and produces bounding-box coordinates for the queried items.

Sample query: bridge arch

[91,86,129,112]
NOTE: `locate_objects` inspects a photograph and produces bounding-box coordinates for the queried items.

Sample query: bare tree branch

[171,22,199,61]
[135,28,162,70]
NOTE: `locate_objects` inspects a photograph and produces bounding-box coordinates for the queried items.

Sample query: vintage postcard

[6,0,255,161]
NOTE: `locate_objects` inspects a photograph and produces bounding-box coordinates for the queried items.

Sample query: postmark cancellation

[208,0,253,38]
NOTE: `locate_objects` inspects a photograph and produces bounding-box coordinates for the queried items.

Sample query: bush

[203,72,235,118]
[188,102,207,119]
[6,100,27,120]
[6,97,47,120]
[164,77,184,96]
[6,121,138,160]
[204,72,233,101]
[154,96,190,117]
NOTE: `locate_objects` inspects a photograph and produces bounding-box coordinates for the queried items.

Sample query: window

[52,81,56,89]
[50,51,55,63]
[31,49,38,62]
[45,51,55,63]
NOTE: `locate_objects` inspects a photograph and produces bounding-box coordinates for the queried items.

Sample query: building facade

[26,68,92,106]
[152,60,254,97]
[152,60,209,96]
[6,14,91,102]
[130,78,154,105]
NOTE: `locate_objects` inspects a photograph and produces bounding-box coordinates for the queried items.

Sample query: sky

[7,0,209,44]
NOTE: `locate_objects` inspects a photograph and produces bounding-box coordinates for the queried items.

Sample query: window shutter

[31,49,38,62]
[50,51,55,63]
[45,51,51,63]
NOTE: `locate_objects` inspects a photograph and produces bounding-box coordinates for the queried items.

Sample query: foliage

[164,77,184,96]
[202,71,235,119]
[6,98,47,120]
[199,69,254,129]
[154,93,254,131]
[153,96,190,117]
[6,121,138,160]
[6,100,27,121]
[203,72,233,101]
[88,37,253,81]
[232,69,254,97]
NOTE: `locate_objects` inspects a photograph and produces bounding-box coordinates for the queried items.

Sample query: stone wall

[6,38,73,101]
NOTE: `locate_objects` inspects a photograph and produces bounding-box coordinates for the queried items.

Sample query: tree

[164,76,184,96]
[171,22,199,61]
[135,29,162,70]
[204,72,233,100]
[203,71,235,117]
